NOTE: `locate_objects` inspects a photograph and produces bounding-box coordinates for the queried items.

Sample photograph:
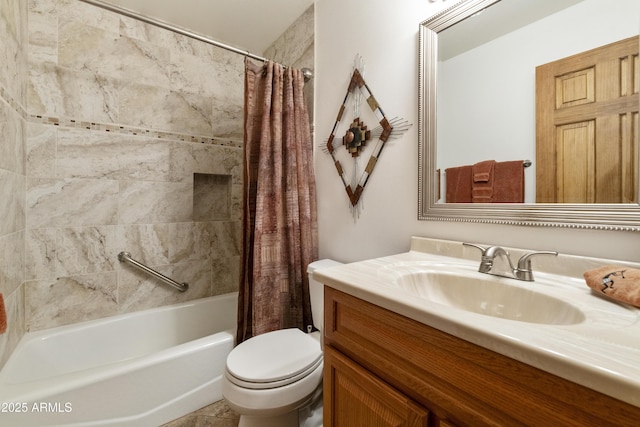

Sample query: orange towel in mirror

[472,160,495,202]
[493,160,524,203]
[445,165,472,203]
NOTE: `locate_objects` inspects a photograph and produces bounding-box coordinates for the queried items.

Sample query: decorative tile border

[0,83,242,149]
[28,113,243,148]
[0,84,27,119]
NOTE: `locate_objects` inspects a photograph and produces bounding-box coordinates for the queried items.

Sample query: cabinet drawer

[324,345,430,427]
[324,287,640,426]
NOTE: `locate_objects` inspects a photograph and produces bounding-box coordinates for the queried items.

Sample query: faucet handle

[463,242,489,255]
[517,251,558,269]
[515,251,558,281]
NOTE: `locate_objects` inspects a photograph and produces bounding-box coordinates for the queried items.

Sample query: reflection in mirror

[418,0,640,230]
[437,0,638,204]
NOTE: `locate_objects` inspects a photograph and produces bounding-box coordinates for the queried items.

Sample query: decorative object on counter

[323,56,411,219]
[584,265,640,308]
[0,293,6,334]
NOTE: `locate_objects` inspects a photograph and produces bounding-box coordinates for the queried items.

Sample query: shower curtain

[237,59,318,343]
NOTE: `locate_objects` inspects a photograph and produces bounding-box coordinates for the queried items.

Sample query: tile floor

[161,399,240,427]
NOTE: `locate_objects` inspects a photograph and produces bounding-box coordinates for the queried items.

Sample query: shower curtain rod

[78,0,314,79]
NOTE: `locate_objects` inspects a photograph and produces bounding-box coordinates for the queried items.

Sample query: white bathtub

[0,292,238,427]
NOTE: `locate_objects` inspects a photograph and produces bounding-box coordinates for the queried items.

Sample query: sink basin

[393,269,586,325]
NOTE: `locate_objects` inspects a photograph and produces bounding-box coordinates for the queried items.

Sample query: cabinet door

[324,345,430,427]
[536,36,639,203]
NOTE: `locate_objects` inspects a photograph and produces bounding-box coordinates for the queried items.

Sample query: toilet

[222,259,342,427]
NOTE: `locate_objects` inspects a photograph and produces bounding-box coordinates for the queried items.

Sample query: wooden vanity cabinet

[323,287,640,427]
[325,346,430,426]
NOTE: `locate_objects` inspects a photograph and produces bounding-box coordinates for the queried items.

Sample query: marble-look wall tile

[263,5,314,71]
[0,169,25,236]
[171,260,211,297]
[57,0,120,35]
[230,184,243,221]
[116,224,171,267]
[193,174,231,221]
[28,62,119,122]
[168,141,197,182]
[0,230,25,296]
[59,20,172,88]
[56,129,172,181]
[27,177,120,228]
[168,221,241,264]
[27,3,58,64]
[0,100,26,174]
[263,5,314,122]
[0,0,28,106]
[118,180,193,224]
[19,0,246,334]
[25,272,118,330]
[116,260,210,313]
[56,128,123,179]
[27,0,67,16]
[211,97,244,139]
[192,144,243,183]
[118,15,187,53]
[212,256,240,294]
[25,227,57,281]
[0,288,25,367]
[168,222,212,264]
[0,0,28,369]
[56,226,117,276]
[209,221,242,259]
[169,48,240,98]
[118,81,212,136]
[26,121,56,177]
[26,226,117,280]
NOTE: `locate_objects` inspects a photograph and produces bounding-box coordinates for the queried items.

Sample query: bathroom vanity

[315,237,640,426]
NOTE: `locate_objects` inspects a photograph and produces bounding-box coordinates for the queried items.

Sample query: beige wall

[314,0,640,264]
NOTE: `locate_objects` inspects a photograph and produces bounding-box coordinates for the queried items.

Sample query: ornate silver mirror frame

[417,0,640,231]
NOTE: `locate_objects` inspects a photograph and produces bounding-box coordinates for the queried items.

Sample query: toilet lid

[226,328,322,389]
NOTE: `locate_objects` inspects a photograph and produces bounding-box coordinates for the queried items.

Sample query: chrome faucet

[463,243,558,281]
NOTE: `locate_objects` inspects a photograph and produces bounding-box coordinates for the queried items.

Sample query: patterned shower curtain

[237,58,318,343]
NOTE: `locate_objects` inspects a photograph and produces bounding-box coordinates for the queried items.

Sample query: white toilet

[222,259,342,427]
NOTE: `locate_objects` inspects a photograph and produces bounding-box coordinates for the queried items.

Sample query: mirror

[418,0,640,230]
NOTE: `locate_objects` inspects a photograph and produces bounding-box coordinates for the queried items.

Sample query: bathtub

[0,292,238,427]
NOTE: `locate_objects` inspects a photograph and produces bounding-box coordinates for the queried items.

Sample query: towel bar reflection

[118,251,189,292]
[443,160,532,174]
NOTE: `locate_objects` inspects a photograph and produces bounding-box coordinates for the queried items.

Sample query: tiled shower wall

[0,0,28,368]
[0,0,314,369]
[263,4,315,125]
[23,0,244,331]
[1,0,248,368]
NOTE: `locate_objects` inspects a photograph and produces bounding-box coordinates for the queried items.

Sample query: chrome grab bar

[118,251,189,292]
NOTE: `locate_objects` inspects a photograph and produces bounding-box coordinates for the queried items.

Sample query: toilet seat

[226,328,322,390]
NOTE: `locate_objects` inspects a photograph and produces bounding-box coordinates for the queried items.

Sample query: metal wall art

[324,58,411,218]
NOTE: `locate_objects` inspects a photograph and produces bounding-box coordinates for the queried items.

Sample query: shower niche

[193,173,232,221]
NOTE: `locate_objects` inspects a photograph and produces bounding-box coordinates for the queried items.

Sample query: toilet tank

[307,259,343,332]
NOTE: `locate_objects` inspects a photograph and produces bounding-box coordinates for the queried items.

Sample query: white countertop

[314,238,640,408]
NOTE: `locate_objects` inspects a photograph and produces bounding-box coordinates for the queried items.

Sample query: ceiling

[103,0,314,54]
